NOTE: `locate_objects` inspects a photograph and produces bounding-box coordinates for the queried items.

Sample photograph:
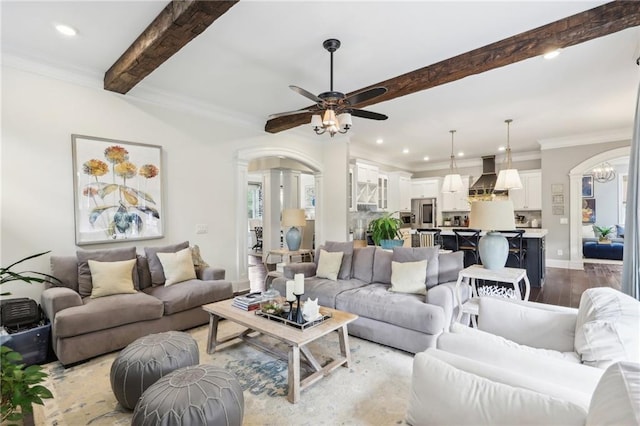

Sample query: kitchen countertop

[435,227,548,238]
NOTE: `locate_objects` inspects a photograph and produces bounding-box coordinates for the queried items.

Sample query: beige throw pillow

[390,260,427,295]
[316,249,344,281]
[157,247,197,286]
[88,259,137,299]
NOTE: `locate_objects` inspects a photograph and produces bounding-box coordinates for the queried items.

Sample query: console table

[454,265,531,327]
[265,248,314,265]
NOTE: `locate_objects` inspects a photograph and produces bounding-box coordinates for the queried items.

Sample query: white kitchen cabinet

[411,178,440,199]
[441,175,470,212]
[377,173,388,210]
[399,176,412,211]
[510,170,542,211]
[355,162,378,205]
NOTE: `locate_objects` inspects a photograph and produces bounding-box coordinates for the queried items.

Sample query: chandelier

[311,110,352,137]
[592,162,616,183]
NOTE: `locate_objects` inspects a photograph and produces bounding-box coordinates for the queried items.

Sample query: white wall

[1,66,336,298]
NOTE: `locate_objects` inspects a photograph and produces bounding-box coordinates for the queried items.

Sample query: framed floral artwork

[72,135,163,245]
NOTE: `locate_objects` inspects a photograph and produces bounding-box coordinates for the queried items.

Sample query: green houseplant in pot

[1,251,57,423]
[368,212,403,249]
[593,225,614,243]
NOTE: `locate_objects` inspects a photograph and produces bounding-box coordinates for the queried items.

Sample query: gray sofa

[41,243,233,366]
[272,243,468,354]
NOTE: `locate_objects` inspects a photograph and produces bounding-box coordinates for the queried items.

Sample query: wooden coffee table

[202,299,358,403]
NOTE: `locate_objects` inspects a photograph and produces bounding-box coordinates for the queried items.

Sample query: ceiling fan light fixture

[322,109,337,126]
[494,119,522,191]
[338,113,352,130]
[442,129,463,193]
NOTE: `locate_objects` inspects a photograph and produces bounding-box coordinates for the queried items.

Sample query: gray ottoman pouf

[132,364,244,426]
[110,331,199,410]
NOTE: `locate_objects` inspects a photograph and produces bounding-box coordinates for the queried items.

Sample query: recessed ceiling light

[457,152,464,157]
[498,146,505,152]
[543,49,561,60]
[376,138,383,144]
[423,156,429,161]
[402,148,409,154]
[55,24,77,37]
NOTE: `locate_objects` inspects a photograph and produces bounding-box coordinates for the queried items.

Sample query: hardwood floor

[248,255,623,309]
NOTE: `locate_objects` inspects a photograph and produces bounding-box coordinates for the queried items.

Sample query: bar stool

[496,229,526,268]
[453,229,481,267]
[417,228,443,247]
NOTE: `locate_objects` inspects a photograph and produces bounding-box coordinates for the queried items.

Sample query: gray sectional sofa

[41,242,233,365]
[272,243,469,353]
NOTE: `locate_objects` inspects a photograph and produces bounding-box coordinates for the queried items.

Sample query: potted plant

[593,225,614,243]
[1,251,58,423]
[368,212,403,249]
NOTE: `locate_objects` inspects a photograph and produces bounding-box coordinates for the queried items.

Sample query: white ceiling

[2,1,639,171]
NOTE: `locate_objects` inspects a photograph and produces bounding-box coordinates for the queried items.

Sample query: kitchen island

[436,228,547,288]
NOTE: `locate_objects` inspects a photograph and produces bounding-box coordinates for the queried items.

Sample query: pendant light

[494,119,522,191]
[592,162,616,183]
[442,130,464,193]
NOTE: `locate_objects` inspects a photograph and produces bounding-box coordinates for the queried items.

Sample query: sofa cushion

[143,279,232,315]
[315,249,344,281]
[372,248,393,284]
[88,259,137,299]
[50,255,80,292]
[438,251,464,284]
[335,283,445,335]
[144,241,190,286]
[615,224,625,238]
[137,255,152,290]
[587,361,640,426]
[54,292,164,338]
[77,247,138,297]
[392,246,439,288]
[156,248,197,286]
[390,260,427,295]
[352,247,375,283]
[272,277,368,309]
[575,287,640,368]
[321,241,354,280]
[406,351,587,426]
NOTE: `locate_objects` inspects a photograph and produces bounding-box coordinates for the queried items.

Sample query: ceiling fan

[269,38,388,137]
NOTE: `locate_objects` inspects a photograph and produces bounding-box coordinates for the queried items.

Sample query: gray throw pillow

[437,251,464,286]
[322,241,354,279]
[372,248,393,284]
[144,241,190,286]
[352,247,376,283]
[392,246,440,288]
[77,247,138,297]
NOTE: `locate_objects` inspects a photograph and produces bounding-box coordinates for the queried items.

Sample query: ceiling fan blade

[268,107,317,119]
[344,87,387,106]
[350,108,388,121]
[289,85,323,103]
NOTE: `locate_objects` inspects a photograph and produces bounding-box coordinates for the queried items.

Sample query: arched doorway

[235,147,323,290]
[569,147,630,268]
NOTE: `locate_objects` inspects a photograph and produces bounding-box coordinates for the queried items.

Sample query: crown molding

[537,128,631,150]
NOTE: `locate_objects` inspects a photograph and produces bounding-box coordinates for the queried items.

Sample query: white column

[234,159,250,292]
[264,170,283,256]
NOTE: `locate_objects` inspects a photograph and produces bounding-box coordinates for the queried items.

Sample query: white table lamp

[282,208,306,251]
[468,201,516,270]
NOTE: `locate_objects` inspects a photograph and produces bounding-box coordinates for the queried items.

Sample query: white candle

[294,273,305,295]
[286,280,295,302]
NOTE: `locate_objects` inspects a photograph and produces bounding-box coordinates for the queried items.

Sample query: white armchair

[405,287,640,425]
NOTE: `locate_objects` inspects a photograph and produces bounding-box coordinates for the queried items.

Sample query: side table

[454,265,531,327]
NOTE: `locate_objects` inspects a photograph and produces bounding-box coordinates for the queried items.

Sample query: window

[248,183,262,219]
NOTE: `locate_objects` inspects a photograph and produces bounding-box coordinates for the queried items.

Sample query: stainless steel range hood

[469,155,507,197]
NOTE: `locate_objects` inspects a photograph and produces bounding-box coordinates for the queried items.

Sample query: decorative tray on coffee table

[255,310,332,331]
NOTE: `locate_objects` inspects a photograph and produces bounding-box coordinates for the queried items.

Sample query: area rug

[34,321,414,425]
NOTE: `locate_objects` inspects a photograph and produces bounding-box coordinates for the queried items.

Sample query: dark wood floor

[248,254,623,309]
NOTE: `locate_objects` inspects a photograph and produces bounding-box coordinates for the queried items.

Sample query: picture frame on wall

[582,175,594,198]
[582,198,596,224]
[72,134,164,245]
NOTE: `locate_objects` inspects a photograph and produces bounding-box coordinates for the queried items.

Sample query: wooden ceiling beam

[104,0,238,94]
[265,1,640,134]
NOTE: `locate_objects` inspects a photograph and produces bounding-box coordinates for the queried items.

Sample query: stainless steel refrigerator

[411,198,437,229]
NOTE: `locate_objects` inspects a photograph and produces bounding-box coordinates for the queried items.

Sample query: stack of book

[232,293,265,311]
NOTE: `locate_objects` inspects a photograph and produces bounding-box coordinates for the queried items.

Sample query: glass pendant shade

[442,174,464,193]
[322,109,337,126]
